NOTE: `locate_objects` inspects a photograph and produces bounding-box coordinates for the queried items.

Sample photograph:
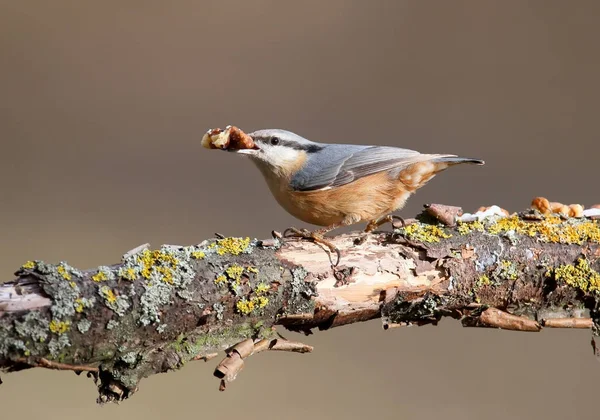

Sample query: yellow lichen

[191,251,205,259]
[498,260,518,280]
[69,281,77,289]
[487,215,535,236]
[486,216,600,245]
[119,267,138,281]
[477,274,491,287]
[255,296,269,308]
[215,237,251,256]
[552,257,600,293]
[92,271,108,282]
[457,220,485,235]
[246,266,259,274]
[74,299,84,313]
[255,283,270,294]
[21,260,36,270]
[402,223,452,243]
[225,265,245,283]
[49,320,71,334]
[57,265,72,280]
[214,275,227,285]
[141,267,152,279]
[136,249,179,283]
[156,266,174,284]
[236,296,269,315]
[100,287,118,304]
[236,298,255,315]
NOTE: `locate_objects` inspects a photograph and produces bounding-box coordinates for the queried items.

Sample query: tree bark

[1,208,600,403]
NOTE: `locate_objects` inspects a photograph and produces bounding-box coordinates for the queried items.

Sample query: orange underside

[279,161,448,227]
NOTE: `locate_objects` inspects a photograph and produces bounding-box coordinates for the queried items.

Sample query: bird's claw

[282,227,311,238]
[389,215,406,228]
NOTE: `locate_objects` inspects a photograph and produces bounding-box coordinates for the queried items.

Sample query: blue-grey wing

[290,144,427,191]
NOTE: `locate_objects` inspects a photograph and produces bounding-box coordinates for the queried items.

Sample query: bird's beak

[232,148,259,155]
[231,138,260,155]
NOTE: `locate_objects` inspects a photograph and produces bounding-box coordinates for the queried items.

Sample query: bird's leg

[364,214,406,233]
[355,215,406,245]
[283,224,341,266]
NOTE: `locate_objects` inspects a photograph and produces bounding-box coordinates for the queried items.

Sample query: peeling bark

[1,209,600,403]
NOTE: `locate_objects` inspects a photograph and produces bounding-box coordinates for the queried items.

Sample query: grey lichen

[120,352,138,366]
[48,334,71,357]
[287,267,317,314]
[34,261,83,320]
[98,286,131,317]
[139,280,172,326]
[77,318,92,334]
[120,244,207,326]
[106,320,119,330]
[0,332,28,358]
[110,369,142,390]
[383,292,445,325]
[495,260,519,281]
[176,289,194,300]
[213,302,225,320]
[156,324,168,334]
[75,296,96,314]
[231,281,243,297]
[14,311,49,343]
[92,265,116,282]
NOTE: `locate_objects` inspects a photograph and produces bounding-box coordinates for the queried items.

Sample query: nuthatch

[206,127,484,261]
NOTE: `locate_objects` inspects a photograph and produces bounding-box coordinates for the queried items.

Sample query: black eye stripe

[255,137,324,153]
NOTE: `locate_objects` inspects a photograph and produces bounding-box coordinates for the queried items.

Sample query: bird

[214,128,484,263]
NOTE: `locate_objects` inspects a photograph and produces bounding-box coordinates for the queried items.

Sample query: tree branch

[1,204,600,403]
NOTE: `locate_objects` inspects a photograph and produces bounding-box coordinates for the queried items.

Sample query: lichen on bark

[1,209,600,403]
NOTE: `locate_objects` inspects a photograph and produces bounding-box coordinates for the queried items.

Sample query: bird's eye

[270,137,280,146]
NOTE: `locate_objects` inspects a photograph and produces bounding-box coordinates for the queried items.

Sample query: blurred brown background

[1,1,599,419]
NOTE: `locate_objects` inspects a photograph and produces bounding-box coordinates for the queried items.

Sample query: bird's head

[234,129,324,177]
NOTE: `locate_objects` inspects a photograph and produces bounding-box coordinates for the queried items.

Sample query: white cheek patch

[261,145,302,169]
[277,147,301,164]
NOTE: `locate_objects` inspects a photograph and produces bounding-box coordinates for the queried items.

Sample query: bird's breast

[259,169,410,226]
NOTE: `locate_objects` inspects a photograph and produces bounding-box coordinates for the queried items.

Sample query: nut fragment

[568,204,584,218]
[201,126,256,150]
[531,197,551,215]
[531,197,585,218]
[549,202,570,216]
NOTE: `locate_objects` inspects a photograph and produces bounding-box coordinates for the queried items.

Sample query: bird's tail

[432,155,485,166]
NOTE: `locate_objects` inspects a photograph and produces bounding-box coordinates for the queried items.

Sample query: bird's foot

[354,215,407,245]
[282,227,341,267]
[364,215,406,233]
